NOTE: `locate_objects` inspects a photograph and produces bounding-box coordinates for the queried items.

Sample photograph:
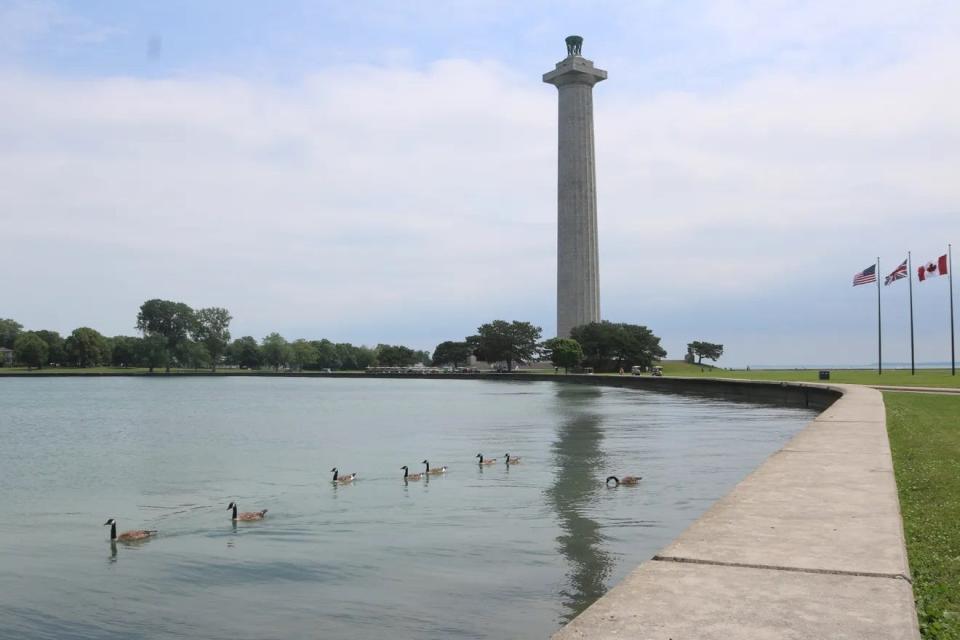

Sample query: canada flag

[918,254,948,281]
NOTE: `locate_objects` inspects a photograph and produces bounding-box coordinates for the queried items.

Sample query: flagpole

[908,251,915,375]
[877,257,882,375]
[950,243,955,376]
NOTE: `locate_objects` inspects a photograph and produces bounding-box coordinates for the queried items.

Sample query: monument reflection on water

[547,385,614,622]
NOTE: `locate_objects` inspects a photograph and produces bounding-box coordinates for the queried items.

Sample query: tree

[194,307,232,372]
[333,343,376,370]
[376,344,417,367]
[290,339,319,372]
[571,321,666,373]
[0,318,22,349]
[110,336,142,367]
[468,320,542,371]
[414,349,432,366]
[261,333,291,371]
[64,327,109,367]
[227,336,261,369]
[14,332,48,369]
[310,339,342,370]
[542,337,584,373]
[432,341,471,368]
[135,299,195,373]
[34,330,65,366]
[137,335,168,373]
[687,341,724,365]
[178,340,211,370]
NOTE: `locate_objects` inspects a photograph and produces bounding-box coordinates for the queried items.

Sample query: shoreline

[553,382,919,639]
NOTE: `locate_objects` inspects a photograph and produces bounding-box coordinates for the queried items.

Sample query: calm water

[0,377,816,639]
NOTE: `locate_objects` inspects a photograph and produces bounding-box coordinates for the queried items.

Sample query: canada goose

[505,453,521,464]
[227,502,268,521]
[422,459,447,475]
[606,475,642,486]
[402,465,424,481]
[476,453,497,465]
[331,467,357,484]
[103,519,157,543]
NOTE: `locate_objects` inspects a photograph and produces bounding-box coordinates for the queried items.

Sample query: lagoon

[0,377,815,639]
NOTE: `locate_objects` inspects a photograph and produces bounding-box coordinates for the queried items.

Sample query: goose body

[505,453,521,464]
[402,465,424,481]
[104,519,157,543]
[227,502,268,521]
[331,467,357,484]
[476,453,497,465]
[606,475,642,486]
[422,460,447,475]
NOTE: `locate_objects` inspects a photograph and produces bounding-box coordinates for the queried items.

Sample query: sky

[2,0,959,367]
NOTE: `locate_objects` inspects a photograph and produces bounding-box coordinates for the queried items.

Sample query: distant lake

[0,377,815,639]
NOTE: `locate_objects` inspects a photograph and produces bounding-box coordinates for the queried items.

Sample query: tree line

[2,304,702,374]
[431,319,668,373]
[0,302,429,372]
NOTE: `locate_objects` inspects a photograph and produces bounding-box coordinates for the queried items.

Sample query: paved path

[553,384,919,639]
[872,384,960,395]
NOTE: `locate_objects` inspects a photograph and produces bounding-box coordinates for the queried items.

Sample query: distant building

[0,347,13,366]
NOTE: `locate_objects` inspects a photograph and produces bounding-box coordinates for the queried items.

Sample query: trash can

[818,370,830,380]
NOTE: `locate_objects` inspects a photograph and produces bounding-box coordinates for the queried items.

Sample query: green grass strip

[886,392,960,639]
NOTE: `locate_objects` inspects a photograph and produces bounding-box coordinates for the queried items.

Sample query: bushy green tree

[310,339,342,370]
[64,327,109,367]
[226,336,261,369]
[136,299,195,373]
[571,321,666,373]
[432,341,471,367]
[261,333,291,371]
[687,341,724,365]
[290,339,318,371]
[376,344,417,367]
[137,335,168,373]
[335,343,376,370]
[34,330,65,366]
[542,337,584,373]
[14,332,48,369]
[178,341,211,370]
[110,336,142,367]
[468,320,542,371]
[194,307,232,371]
[0,318,22,349]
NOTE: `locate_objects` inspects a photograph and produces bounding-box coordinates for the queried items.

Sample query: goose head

[103,518,116,526]
[226,502,236,511]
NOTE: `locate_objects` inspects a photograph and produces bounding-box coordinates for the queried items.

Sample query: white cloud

[1,6,958,366]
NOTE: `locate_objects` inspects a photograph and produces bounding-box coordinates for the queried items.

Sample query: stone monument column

[543,36,606,338]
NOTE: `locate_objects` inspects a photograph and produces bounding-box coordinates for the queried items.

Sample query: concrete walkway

[553,384,920,639]
[872,384,960,395]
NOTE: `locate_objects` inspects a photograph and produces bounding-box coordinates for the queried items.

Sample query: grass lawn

[654,360,960,389]
[886,392,960,639]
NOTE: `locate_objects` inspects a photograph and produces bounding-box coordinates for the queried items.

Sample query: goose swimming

[103,518,157,543]
[227,502,268,521]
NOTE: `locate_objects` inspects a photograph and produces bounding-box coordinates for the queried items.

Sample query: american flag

[884,259,908,286]
[853,264,877,286]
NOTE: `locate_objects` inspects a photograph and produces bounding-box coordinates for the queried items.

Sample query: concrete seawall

[553,383,919,639]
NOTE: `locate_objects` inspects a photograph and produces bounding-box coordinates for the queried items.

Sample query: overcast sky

[2,0,959,367]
